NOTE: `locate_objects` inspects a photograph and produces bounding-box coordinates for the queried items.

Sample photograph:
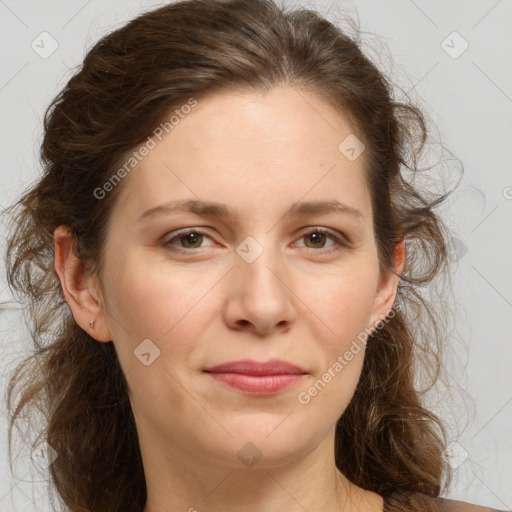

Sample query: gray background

[0,0,511,510]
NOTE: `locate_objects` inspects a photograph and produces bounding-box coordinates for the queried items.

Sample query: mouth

[203,359,307,395]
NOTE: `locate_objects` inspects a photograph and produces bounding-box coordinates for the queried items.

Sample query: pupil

[183,233,201,247]
[309,232,325,247]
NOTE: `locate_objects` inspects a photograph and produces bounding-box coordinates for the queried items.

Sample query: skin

[54,86,405,512]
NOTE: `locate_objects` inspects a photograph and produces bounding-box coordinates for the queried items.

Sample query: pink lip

[203,359,307,395]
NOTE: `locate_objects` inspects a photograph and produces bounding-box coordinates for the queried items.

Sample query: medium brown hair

[2,0,460,510]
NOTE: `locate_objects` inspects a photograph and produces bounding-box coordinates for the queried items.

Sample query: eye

[162,229,216,251]
[293,227,350,254]
[161,227,350,254]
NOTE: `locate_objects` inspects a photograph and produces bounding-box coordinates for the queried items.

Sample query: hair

[1,0,463,511]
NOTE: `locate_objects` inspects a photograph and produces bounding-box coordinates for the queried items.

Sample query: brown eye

[163,229,214,251]
[303,231,328,249]
[294,227,349,254]
[178,232,204,249]
[162,226,349,255]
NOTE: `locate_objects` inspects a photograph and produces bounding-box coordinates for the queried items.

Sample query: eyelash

[162,227,350,255]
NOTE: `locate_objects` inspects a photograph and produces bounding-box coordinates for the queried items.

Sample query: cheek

[102,253,224,370]
[301,266,377,346]
[293,270,375,414]
[296,288,372,420]
[296,347,365,436]
[102,264,214,416]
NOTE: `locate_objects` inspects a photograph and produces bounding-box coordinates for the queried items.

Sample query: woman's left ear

[370,239,406,327]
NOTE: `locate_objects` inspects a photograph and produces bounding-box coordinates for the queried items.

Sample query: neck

[139,426,382,512]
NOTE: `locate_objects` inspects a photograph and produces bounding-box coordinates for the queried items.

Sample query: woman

[2,0,507,511]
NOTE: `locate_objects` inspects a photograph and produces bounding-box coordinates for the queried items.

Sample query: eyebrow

[137,198,365,223]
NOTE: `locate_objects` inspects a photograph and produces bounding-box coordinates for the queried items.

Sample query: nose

[222,238,297,337]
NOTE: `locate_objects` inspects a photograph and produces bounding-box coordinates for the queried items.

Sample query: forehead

[111,86,371,222]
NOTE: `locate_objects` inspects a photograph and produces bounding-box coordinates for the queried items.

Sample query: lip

[204,359,306,375]
[203,359,307,395]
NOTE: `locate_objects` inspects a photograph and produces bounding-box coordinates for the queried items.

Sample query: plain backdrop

[0,0,511,511]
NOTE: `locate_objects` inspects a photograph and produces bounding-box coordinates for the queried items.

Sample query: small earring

[89,320,94,329]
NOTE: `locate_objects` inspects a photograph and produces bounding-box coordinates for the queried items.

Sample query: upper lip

[204,359,307,376]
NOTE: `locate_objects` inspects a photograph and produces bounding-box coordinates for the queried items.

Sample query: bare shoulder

[430,496,510,512]
[384,492,510,512]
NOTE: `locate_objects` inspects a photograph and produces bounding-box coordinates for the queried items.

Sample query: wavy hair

[2,0,461,510]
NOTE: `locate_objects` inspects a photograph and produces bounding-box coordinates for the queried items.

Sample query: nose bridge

[225,231,295,333]
[235,232,286,297]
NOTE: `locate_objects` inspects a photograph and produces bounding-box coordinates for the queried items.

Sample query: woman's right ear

[53,225,112,342]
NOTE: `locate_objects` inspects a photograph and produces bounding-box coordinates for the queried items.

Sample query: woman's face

[84,86,400,470]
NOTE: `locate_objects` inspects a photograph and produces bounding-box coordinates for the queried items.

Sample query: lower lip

[206,372,305,395]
